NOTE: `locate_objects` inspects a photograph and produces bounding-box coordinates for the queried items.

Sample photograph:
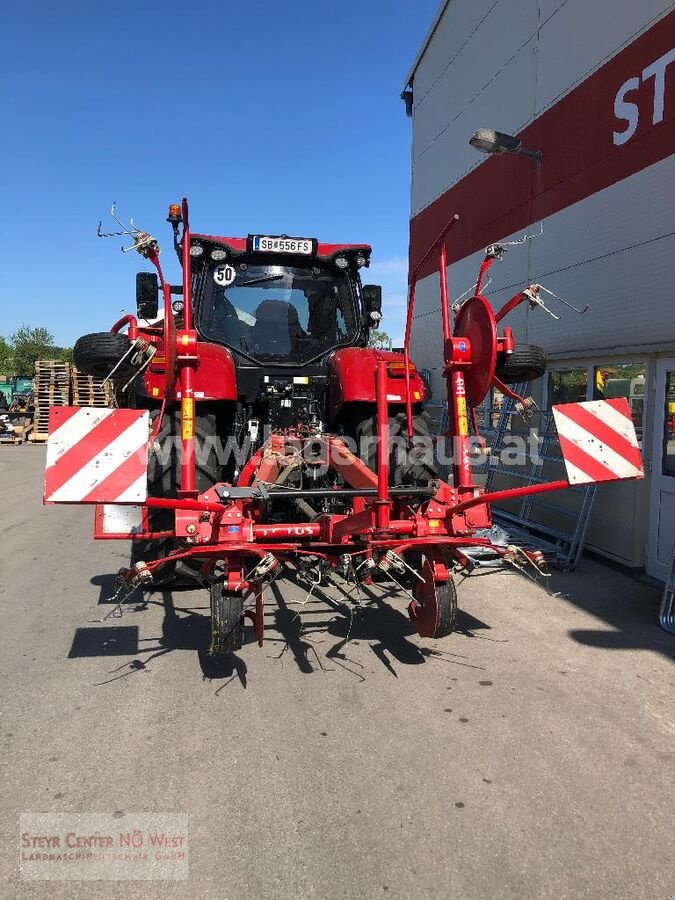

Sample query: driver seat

[252,300,303,354]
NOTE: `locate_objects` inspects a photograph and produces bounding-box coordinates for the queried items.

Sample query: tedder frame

[45,198,645,651]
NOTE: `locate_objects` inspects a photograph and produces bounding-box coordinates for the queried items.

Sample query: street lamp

[469,128,542,166]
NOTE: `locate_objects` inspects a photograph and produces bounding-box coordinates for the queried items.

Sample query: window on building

[593,363,646,447]
[663,371,675,477]
[548,369,589,405]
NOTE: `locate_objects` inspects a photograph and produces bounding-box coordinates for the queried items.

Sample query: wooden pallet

[33,360,72,436]
[29,431,49,443]
[71,366,114,408]
[71,387,113,402]
[34,378,69,385]
[35,391,69,403]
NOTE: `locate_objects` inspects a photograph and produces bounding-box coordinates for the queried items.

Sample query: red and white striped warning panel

[44,407,149,504]
[552,398,644,485]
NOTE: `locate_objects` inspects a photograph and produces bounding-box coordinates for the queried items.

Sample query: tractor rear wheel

[73,332,133,379]
[130,404,222,586]
[209,585,245,655]
[354,409,439,487]
[494,344,546,384]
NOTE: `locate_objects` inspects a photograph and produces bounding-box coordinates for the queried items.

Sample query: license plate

[251,235,314,255]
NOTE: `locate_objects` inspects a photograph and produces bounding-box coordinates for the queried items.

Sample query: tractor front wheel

[354,409,439,487]
[73,332,132,379]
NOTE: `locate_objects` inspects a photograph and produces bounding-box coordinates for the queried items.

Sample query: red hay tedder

[44,199,644,659]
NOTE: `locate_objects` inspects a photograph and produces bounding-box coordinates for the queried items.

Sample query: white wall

[407,0,675,567]
[409,0,672,215]
[410,154,675,394]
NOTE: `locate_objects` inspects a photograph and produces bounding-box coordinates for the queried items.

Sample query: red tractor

[49,199,641,660]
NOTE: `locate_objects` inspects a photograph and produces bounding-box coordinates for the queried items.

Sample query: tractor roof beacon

[52,198,643,662]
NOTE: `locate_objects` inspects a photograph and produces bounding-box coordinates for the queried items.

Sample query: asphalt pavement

[1,445,673,899]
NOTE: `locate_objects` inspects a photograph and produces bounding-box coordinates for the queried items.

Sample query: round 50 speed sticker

[213,264,236,286]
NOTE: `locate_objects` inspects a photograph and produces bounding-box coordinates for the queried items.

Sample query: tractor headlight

[189,244,204,258]
[356,253,368,268]
[172,300,185,314]
[211,248,228,261]
[334,255,349,269]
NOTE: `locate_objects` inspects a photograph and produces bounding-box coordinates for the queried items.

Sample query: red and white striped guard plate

[44,407,149,503]
[552,398,644,485]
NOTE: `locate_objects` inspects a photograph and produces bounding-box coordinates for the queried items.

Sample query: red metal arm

[491,376,527,404]
[409,214,460,286]
[404,214,460,440]
[449,479,570,516]
[110,314,138,337]
[475,256,494,295]
[178,197,198,496]
[375,361,391,528]
[494,289,528,323]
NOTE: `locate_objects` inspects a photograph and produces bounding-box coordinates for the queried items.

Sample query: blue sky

[2,0,439,347]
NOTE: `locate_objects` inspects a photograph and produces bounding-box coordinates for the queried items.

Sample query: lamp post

[469,128,542,166]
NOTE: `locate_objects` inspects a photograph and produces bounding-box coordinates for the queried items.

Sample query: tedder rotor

[44,200,644,660]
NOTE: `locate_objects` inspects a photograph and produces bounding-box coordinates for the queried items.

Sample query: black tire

[410,578,458,639]
[73,332,132,379]
[495,344,546,384]
[355,409,439,487]
[209,586,244,655]
[433,581,458,638]
[131,404,223,586]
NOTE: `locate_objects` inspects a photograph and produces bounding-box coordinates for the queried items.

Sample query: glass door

[647,359,675,580]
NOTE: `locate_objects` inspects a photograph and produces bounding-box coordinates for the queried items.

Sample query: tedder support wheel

[494,343,547,385]
[209,585,245,655]
[73,332,132,379]
[409,573,458,639]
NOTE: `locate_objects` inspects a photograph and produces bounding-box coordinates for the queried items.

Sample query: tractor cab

[178,233,387,434]
[189,234,376,369]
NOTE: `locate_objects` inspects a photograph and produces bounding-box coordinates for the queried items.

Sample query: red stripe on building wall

[409,9,675,280]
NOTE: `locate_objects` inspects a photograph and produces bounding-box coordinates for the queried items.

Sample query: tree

[368,329,392,351]
[0,335,11,373]
[9,325,56,377]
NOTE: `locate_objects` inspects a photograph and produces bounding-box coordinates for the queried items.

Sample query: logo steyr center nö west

[613,46,675,146]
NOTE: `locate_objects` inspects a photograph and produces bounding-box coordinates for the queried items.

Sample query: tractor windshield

[195,262,359,364]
